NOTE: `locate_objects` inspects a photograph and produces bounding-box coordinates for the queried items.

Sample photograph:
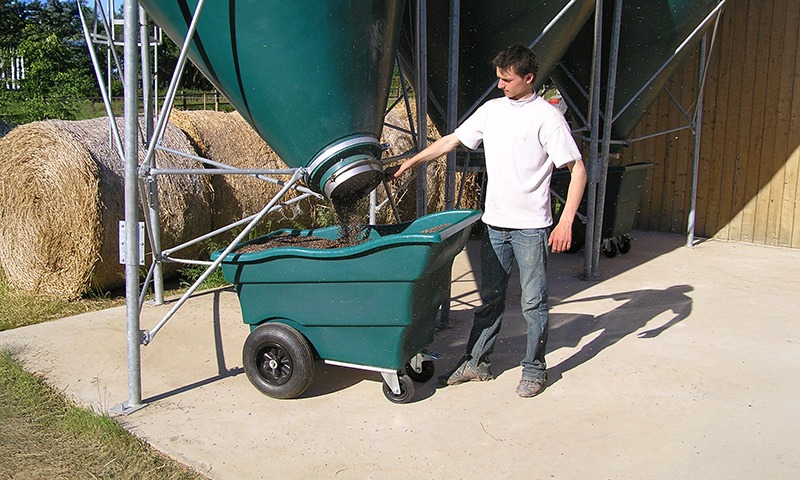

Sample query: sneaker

[516,375,547,398]
[438,360,493,386]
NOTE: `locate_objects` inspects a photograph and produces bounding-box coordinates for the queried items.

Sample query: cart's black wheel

[602,238,618,258]
[243,323,314,399]
[383,376,415,404]
[617,235,631,254]
[405,360,435,383]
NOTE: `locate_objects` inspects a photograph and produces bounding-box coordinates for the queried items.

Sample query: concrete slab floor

[1,230,799,479]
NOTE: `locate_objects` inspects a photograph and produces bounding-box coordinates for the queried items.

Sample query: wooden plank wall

[625,0,800,248]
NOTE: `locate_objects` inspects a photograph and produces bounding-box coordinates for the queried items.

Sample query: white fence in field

[1,51,25,90]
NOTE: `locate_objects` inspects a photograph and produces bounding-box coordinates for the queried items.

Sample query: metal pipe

[438,0,461,328]
[139,0,207,176]
[369,190,378,224]
[627,125,692,143]
[119,0,144,414]
[75,2,124,161]
[138,7,164,304]
[161,191,315,257]
[396,56,419,150]
[415,0,428,217]
[444,0,460,211]
[551,62,591,128]
[687,6,724,247]
[138,260,155,311]
[95,1,124,80]
[149,168,299,176]
[688,33,708,248]
[591,0,623,277]
[583,0,604,280]
[380,179,402,222]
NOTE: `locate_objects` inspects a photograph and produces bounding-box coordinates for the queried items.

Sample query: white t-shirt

[455,93,581,229]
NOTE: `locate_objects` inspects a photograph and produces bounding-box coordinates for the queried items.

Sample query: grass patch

[0,270,124,333]
[0,267,213,478]
[0,267,223,478]
[0,351,207,479]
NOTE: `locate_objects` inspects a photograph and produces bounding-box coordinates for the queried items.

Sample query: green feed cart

[211,209,482,403]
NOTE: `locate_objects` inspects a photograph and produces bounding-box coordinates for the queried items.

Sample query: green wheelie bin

[551,162,653,257]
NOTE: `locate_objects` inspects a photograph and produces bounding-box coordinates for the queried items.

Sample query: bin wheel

[383,376,415,404]
[243,323,314,399]
[617,235,631,254]
[602,238,618,258]
[405,360,435,383]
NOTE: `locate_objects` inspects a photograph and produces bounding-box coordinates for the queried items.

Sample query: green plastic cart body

[212,210,481,371]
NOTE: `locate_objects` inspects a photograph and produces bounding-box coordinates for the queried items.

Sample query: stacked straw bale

[169,110,320,235]
[0,117,212,299]
[380,101,481,220]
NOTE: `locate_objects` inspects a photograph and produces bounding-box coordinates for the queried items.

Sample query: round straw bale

[169,110,320,234]
[0,116,213,299]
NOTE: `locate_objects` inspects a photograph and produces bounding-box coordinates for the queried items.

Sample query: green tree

[0,0,28,50]
[21,0,84,41]
[15,34,79,120]
[2,1,97,122]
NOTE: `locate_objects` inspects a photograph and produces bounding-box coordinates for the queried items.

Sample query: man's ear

[525,73,535,85]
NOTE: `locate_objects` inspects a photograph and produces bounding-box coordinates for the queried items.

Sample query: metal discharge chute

[137,0,406,201]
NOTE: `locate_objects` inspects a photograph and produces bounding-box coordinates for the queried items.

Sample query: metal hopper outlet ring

[305,135,385,202]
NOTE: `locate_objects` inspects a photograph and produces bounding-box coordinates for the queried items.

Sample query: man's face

[496,67,534,100]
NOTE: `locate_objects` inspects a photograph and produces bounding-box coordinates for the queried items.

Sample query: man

[388,44,587,398]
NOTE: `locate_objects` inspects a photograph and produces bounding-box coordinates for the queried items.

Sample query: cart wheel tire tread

[243,323,314,399]
[383,376,415,404]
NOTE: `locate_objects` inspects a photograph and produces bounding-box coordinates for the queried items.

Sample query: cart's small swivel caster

[405,350,438,383]
[381,374,415,404]
[405,360,435,382]
[602,238,618,258]
[617,235,631,254]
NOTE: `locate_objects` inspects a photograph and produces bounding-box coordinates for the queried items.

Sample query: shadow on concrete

[430,282,692,389]
[143,367,244,404]
[430,231,694,386]
[143,288,245,403]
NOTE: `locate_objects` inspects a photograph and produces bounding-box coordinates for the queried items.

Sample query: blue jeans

[465,225,549,381]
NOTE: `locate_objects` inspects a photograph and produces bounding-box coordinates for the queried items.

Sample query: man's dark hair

[491,44,539,78]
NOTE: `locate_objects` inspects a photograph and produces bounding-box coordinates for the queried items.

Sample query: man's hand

[384,164,403,180]
[385,134,463,182]
[548,219,573,253]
